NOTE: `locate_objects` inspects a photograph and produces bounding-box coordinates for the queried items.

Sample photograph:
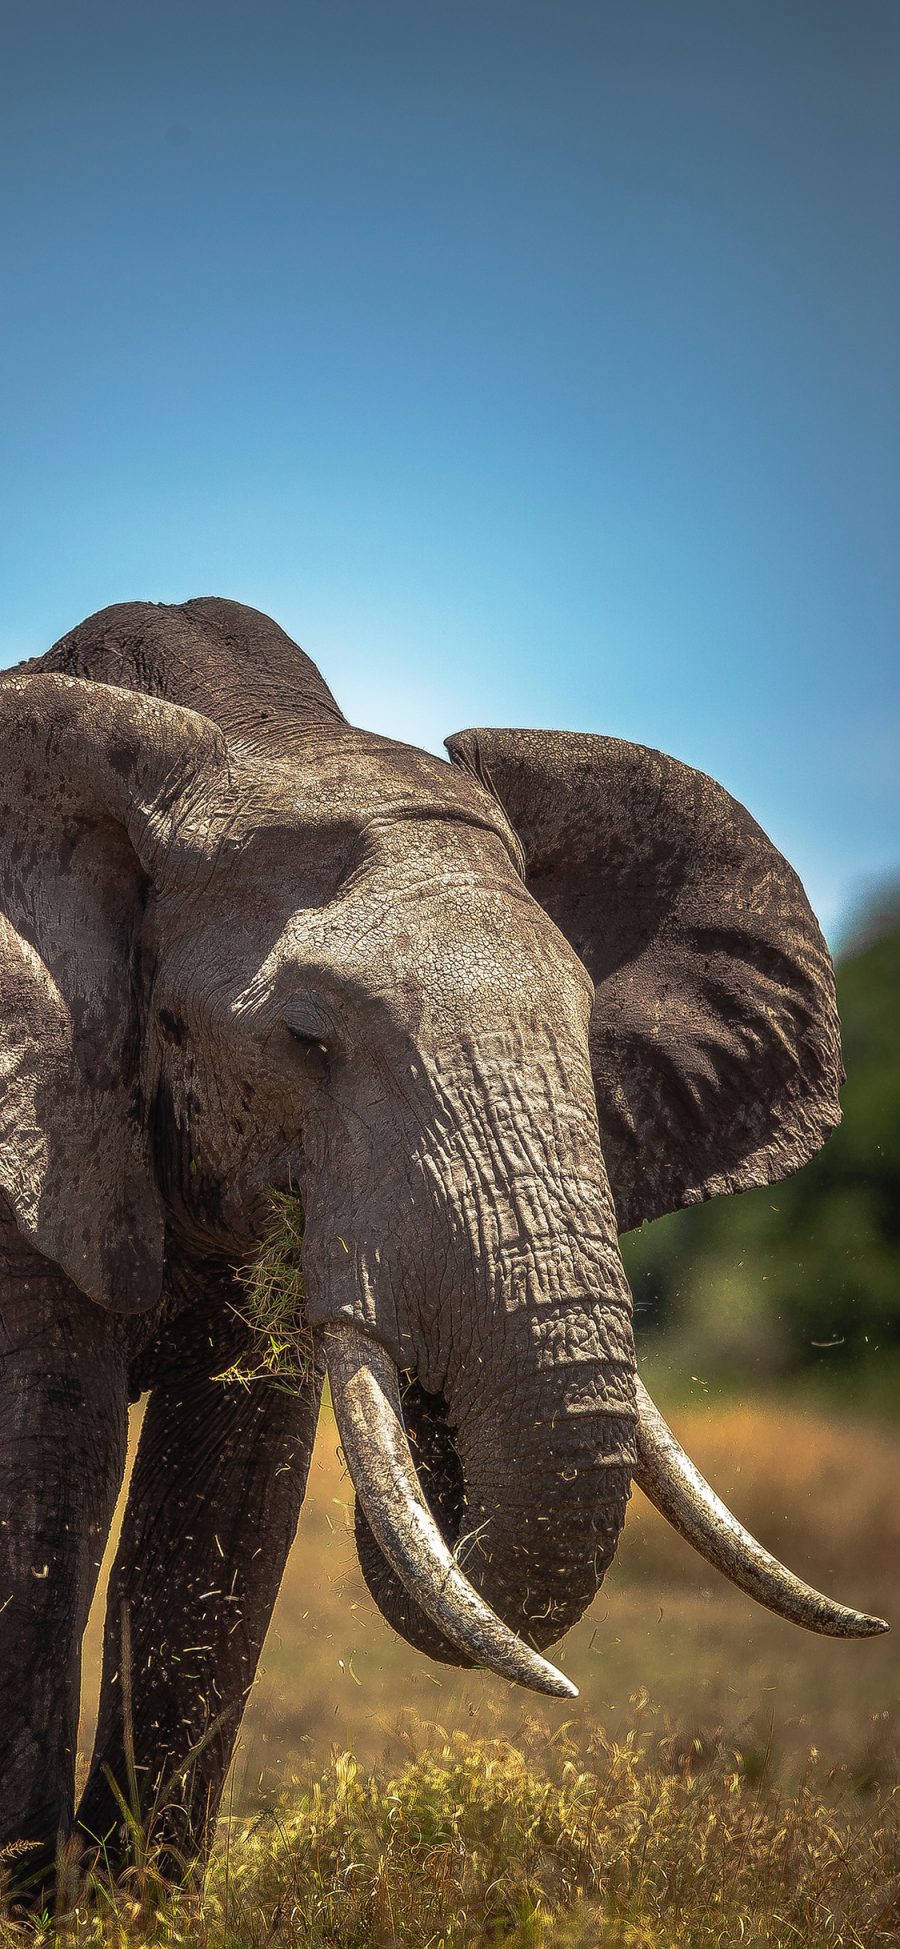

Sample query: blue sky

[2,1,897,944]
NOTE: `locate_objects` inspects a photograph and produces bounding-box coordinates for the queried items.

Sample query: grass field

[3,1389,898,1943]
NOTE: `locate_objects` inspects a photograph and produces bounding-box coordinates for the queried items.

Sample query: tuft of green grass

[216,1195,312,1396]
[4,1724,899,1946]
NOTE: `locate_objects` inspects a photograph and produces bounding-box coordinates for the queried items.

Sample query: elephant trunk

[324,1324,582,1694]
[452,1310,635,1650]
[314,1035,639,1688]
[337,1291,637,1678]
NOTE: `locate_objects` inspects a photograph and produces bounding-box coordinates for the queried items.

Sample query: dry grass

[3,1726,898,1946]
[2,1375,897,1942]
[215,1196,312,1395]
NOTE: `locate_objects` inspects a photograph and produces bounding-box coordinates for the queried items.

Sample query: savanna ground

[2,1378,897,1946]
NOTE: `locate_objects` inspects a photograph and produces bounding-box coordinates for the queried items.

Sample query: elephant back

[31,596,346,751]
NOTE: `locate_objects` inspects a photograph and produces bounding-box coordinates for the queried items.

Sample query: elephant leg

[77,1330,323,1878]
[0,1260,128,1892]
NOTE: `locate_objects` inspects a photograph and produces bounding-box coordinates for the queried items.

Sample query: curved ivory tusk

[634,1377,888,1639]
[321,1321,579,1699]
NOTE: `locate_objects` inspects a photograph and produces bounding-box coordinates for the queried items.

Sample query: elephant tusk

[321,1321,579,1699]
[633,1377,888,1639]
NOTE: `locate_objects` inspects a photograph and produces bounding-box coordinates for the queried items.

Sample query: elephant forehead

[233,729,521,856]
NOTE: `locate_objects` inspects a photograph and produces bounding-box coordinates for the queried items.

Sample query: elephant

[0,597,886,1891]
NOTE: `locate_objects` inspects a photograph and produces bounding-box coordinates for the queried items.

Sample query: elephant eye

[283,993,333,1062]
[287,1026,329,1058]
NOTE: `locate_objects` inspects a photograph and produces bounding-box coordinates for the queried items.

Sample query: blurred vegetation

[622,908,900,1394]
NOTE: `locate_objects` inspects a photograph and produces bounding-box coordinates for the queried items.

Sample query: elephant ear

[0,673,226,1310]
[446,727,842,1234]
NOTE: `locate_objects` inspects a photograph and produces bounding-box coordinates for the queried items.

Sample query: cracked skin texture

[0,598,841,1881]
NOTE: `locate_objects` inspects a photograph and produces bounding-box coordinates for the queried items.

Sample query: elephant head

[0,600,884,1702]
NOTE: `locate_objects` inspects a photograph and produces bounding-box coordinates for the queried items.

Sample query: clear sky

[2,1,897,944]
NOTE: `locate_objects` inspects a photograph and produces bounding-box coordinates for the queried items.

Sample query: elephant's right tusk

[633,1377,888,1638]
[321,1320,579,1699]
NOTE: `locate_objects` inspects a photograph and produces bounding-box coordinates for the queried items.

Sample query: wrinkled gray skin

[0,599,842,1888]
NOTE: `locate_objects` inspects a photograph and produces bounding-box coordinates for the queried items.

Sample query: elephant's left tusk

[321,1320,579,1698]
[633,1376,888,1639]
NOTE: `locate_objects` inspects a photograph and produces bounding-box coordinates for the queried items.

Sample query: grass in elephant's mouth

[216,1194,312,1394]
[3,1724,899,1946]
